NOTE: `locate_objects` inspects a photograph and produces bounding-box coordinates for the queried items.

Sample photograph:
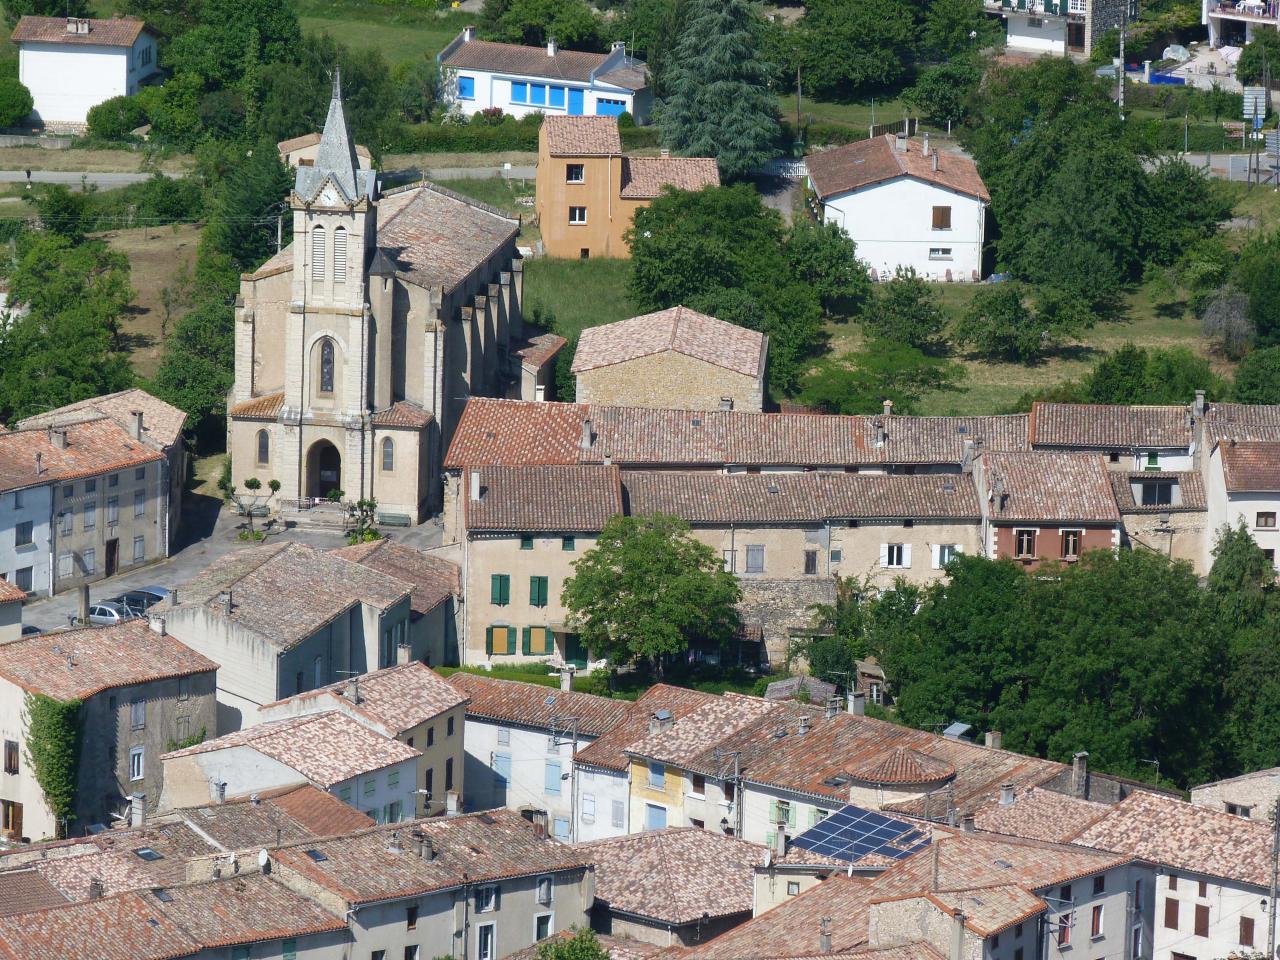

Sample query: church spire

[297,63,363,203]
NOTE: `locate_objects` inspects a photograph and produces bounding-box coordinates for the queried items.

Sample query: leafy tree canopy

[0,77,33,128]
[861,267,946,350]
[1233,346,1280,404]
[797,0,917,99]
[797,340,963,415]
[537,929,610,960]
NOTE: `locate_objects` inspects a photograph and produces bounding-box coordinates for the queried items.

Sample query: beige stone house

[572,306,767,412]
[277,130,372,170]
[0,619,217,841]
[228,75,555,524]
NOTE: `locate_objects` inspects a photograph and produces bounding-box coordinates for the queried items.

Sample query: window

[108,473,118,489]
[1061,529,1081,560]
[495,726,509,747]
[510,80,527,103]
[478,923,496,960]
[568,206,587,225]
[1056,913,1071,946]
[935,544,960,569]
[536,914,552,940]
[333,227,347,283]
[319,338,335,394]
[63,484,75,500]
[13,568,30,592]
[520,535,534,550]
[86,478,97,494]
[644,803,667,831]
[1242,916,1256,947]
[1194,904,1209,937]
[13,522,31,548]
[84,502,96,531]
[1141,481,1172,506]
[83,548,96,574]
[1134,880,1143,911]
[596,98,627,115]
[566,164,584,183]
[1169,874,1178,890]
[130,698,145,730]
[722,549,736,573]
[611,799,625,828]
[254,428,271,466]
[133,536,145,563]
[59,511,72,536]
[458,75,475,100]
[177,676,190,701]
[562,536,575,551]
[580,248,590,260]
[1015,529,1037,558]
[1198,880,1207,897]
[9,490,18,509]
[310,226,325,282]
[447,716,455,737]
[282,939,297,960]
[787,881,801,896]
[545,759,561,796]
[690,774,705,797]
[1090,905,1103,938]
[804,549,818,575]
[537,876,553,905]
[57,553,71,578]
[530,575,549,607]
[882,543,908,568]
[530,84,547,106]
[135,467,145,481]
[404,947,418,960]
[106,497,118,525]
[648,762,665,789]
[132,488,145,519]
[1164,898,1179,930]
[174,716,190,743]
[490,574,510,606]
[425,768,433,797]
[1015,923,1023,939]
[233,948,251,960]
[549,86,566,108]
[932,206,952,230]
[364,776,377,796]
[831,548,843,564]
[582,792,596,823]
[381,438,395,472]
[129,746,144,781]
[1143,451,1160,470]
[477,886,497,912]
[427,726,436,748]
[406,904,418,930]
[1258,512,1277,529]
[3,741,16,775]
[1092,875,1105,896]
[745,544,765,573]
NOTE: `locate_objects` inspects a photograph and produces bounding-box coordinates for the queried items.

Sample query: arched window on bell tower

[333,226,348,284]
[310,225,326,286]
[319,338,335,394]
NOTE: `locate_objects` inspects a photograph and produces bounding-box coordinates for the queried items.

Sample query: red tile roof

[371,401,434,429]
[619,157,721,199]
[330,540,459,618]
[572,306,764,378]
[18,388,187,451]
[1219,441,1280,492]
[1028,402,1192,450]
[0,581,24,605]
[858,747,955,786]
[465,464,623,531]
[981,452,1120,523]
[0,621,215,701]
[0,870,67,917]
[226,392,284,420]
[506,932,662,960]
[807,136,989,202]
[0,418,164,494]
[543,115,623,156]
[0,890,198,960]
[575,685,721,772]
[970,787,1110,843]
[144,874,345,949]
[446,672,629,737]
[1109,471,1206,514]
[1203,403,1280,443]
[175,784,374,848]
[516,332,569,369]
[11,15,151,47]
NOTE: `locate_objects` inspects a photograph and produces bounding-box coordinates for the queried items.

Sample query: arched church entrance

[306,440,342,499]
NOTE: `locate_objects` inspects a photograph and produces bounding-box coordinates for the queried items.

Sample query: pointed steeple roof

[294,65,374,204]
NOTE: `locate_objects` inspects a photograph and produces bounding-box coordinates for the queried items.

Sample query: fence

[0,134,73,150]
[868,117,918,139]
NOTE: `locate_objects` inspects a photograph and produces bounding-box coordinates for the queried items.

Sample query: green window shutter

[788,803,797,827]
[485,627,494,656]
[769,800,778,823]
[810,808,821,828]
[522,626,532,655]
[765,830,776,850]
[507,626,518,655]
[521,535,533,550]
[490,575,502,605]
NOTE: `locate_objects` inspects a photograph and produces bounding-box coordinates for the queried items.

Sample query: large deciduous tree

[797,0,917,99]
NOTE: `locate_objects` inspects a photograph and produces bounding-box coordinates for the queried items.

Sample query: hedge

[1125,117,1235,154]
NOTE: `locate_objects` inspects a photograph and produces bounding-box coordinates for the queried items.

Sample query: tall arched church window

[256,429,269,465]
[319,338,335,394]
[382,437,394,472]
[333,226,347,283]
[310,225,326,282]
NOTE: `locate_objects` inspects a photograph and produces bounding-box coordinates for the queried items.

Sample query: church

[227,74,562,523]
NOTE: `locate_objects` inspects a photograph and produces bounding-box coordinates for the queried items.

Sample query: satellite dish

[257,849,269,869]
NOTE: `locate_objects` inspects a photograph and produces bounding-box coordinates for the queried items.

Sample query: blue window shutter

[531,84,547,106]
[549,86,566,108]
[545,760,562,795]
[458,75,475,99]
[511,81,527,103]
[568,88,584,115]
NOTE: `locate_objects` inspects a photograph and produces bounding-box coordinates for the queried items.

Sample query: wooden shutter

[522,627,532,656]
[485,627,494,656]
[333,227,347,283]
[901,544,912,567]
[932,206,952,229]
[879,544,889,567]
[506,627,518,655]
[1241,916,1255,947]
[787,803,796,827]
[1163,898,1178,930]
[310,226,325,282]
[1194,904,1209,937]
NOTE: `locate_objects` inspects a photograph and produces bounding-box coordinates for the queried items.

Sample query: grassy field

[383,150,539,173]
[779,94,912,131]
[522,257,635,341]
[296,0,471,66]
[0,147,192,174]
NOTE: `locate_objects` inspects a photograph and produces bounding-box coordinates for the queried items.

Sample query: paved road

[21,494,445,632]
[0,170,152,189]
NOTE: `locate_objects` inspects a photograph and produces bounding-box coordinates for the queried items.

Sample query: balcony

[1208,0,1280,19]
[985,0,1085,18]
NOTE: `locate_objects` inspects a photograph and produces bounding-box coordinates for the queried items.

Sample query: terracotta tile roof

[623,471,981,524]
[175,784,374,849]
[572,306,764,378]
[1071,791,1271,887]
[164,542,411,650]
[579,828,765,924]
[145,874,345,949]
[244,245,293,281]
[270,809,592,906]
[506,932,662,960]
[970,787,1110,843]
[765,945,945,960]
[516,332,569,369]
[0,418,164,494]
[1109,471,1206,514]
[620,157,721,199]
[266,783,376,838]
[329,540,458,618]
[906,885,1047,937]
[445,399,1029,470]
[0,890,198,960]
[465,464,623,531]
[11,15,151,47]
[226,392,284,420]
[806,136,989,203]
[625,694,780,768]
[163,711,420,788]
[0,581,24,605]
[446,672,629,737]
[0,871,67,917]
[1219,441,1280,492]
[374,182,518,294]
[371,400,434,429]
[260,662,467,736]
[442,37,647,89]
[981,452,1120,523]
[859,747,955,786]
[17,388,187,451]
[1028,403,1192,450]
[1204,403,1280,444]
[575,685,721,772]
[0,620,215,701]
[543,115,623,156]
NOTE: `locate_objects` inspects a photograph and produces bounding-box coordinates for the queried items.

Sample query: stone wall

[737,578,837,665]
[576,350,763,412]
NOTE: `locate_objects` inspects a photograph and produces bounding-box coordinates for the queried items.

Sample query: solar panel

[791,804,932,863]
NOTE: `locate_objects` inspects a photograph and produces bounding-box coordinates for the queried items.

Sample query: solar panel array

[791,804,932,863]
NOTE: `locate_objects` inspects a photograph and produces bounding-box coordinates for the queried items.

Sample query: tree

[152,299,236,447]
[791,575,879,684]
[1082,344,1224,405]
[537,929,610,960]
[32,186,88,242]
[923,0,995,59]
[394,58,437,124]
[486,0,602,48]
[1139,160,1231,268]
[797,340,963,415]
[783,218,870,317]
[1200,289,1253,360]
[903,60,980,129]
[226,477,281,540]
[953,282,1081,363]
[3,0,88,26]
[1234,230,1280,348]
[861,268,946,350]
[86,95,148,141]
[1233,346,1280,403]
[562,514,742,669]
[0,77,33,128]
[1236,28,1280,85]
[797,0,917,99]
[202,140,291,271]
[658,0,779,180]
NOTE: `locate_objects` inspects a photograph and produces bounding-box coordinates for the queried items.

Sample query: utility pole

[1117,7,1127,121]
[1268,800,1279,960]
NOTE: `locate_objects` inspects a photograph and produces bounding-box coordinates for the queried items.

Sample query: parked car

[87,601,134,626]
[112,586,171,615]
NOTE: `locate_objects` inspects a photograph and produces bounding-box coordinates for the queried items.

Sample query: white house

[11,16,158,130]
[438,28,652,123]
[1204,439,1280,570]
[806,133,990,282]
[0,484,50,598]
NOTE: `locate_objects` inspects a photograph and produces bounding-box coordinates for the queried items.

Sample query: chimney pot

[559,667,574,692]
[148,615,166,636]
[50,427,68,450]
[215,781,226,805]
[581,418,594,452]
[825,696,839,720]
[895,134,907,152]
[923,133,930,156]
[798,715,811,735]
[931,152,939,173]
[346,677,360,703]
[999,783,1015,806]
[772,821,787,857]
[961,814,976,832]
[88,878,104,900]
[547,36,557,56]
[1072,751,1089,799]
[397,642,411,665]
[660,148,670,158]
[463,25,475,42]
[883,399,893,418]
[34,451,42,475]
[129,410,143,441]
[1194,389,1206,417]
[387,831,404,854]
[950,910,967,960]
[848,691,866,716]
[446,790,461,816]
[469,470,482,502]
[983,730,1003,749]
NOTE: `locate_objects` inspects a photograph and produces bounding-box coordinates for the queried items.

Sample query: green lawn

[434,175,540,242]
[522,257,635,340]
[296,0,472,65]
[780,93,912,131]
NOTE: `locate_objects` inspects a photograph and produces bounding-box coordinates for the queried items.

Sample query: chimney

[923,133,930,157]
[961,439,975,474]
[88,878,104,900]
[215,781,226,805]
[217,591,232,616]
[148,615,166,636]
[984,730,1002,750]
[34,452,42,475]
[387,831,404,854]
[581,418,594,451]
[129,410,143,441]
[825,696,840,720]
[931,152,939,174]
[463,25,476,42]
[798,715,811,735]
[961,814,975,832]
[1194,389,1206,417]
[446,790,460,816]
[532,810,550,837]
[559,667,574,692]
[883,399,894,418]
[1072,752,1089,799]
[660,148,670,158]
[992,476,1006,513]
[848,691,866,716]
[895,134,907,152]
[130,792,146,828]
[346,677,361,703]
[397,642,412,665]
[546,36,557,57]
[251,794,260,806]
[50,427,68,450]
[874,418,886,447]
[949,911,967,960]
[648,708,674,735]
[772,821,787,857]
[819,918,833,954]
[612,40,626,52]
[469,470,482,502]
[999,783,1015,806]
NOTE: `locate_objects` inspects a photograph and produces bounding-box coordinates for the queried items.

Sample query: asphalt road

[0,170,152,188]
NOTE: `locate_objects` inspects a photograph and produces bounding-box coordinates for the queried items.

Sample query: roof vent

[387,831,405,854]
[798,715,811,735]
[691,417,702,427]
[999,783,1015,806]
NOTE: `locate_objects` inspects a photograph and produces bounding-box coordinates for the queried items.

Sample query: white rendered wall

[445,69,638,121]
[1005,13,1068,53]
[574,765,630,841]
[19,44,127,125]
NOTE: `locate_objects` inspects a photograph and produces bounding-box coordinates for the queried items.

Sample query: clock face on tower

[320,182,340,206]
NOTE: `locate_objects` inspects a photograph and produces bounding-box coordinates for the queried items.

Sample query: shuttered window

[522,626,552,655]
[490,574,510,606]
[1194,904,1209,938]
[932,205,952,230]
[485,626,516,655]
[530,575,549,607]
[1164,898,1179,930]
[333,227,348,283]
[310,226,325,282]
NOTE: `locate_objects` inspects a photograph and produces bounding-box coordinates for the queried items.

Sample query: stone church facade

[228,75,559,523]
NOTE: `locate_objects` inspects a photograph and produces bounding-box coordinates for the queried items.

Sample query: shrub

[86,95,147,141]
[0,76,33,128]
